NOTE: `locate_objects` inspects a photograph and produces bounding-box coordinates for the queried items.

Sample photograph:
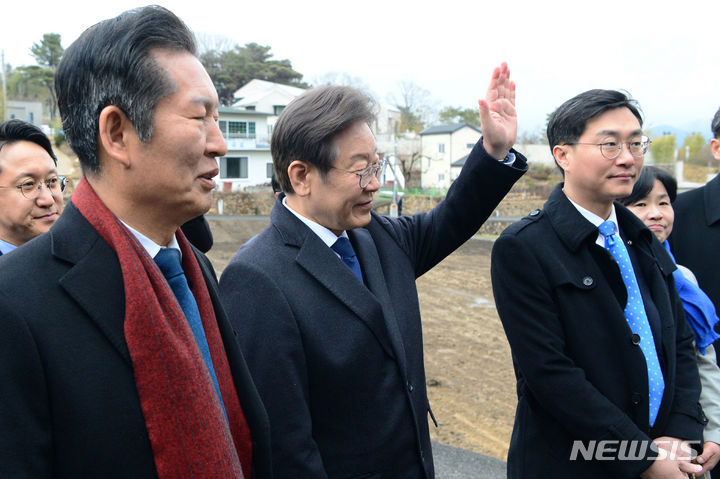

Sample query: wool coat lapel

[52,203,130,364]
[295,231,396,360]
[272,201,396,360]
[350,227,408,374]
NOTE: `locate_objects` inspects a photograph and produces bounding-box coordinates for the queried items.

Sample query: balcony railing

[223,132,256,140]
[223,136,270,150]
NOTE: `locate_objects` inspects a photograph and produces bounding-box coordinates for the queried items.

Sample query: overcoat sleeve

[379,141,526,277]
[0,294,53,477]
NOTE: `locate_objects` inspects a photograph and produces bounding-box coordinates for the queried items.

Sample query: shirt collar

[120,221,181,259]
[0,238,18,255]
[282,196,348,248]
[565,195,619,247]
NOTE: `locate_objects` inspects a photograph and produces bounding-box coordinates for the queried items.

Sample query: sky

[2,0,718,137]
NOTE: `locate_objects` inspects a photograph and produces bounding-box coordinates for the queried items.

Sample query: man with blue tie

[219,63,527,478]
[491,89,705,478]
[0,6,270,478]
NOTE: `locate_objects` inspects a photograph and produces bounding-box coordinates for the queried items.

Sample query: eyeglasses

[567,136,651,160]
[331,159,387,189]
[0,176,67,199]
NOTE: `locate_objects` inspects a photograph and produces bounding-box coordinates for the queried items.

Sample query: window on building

[266,163,273,178]
[245,106,256,111]
[220,157,248,178]
[220,121,256,139]
[438,143,445,153]
[467,143,474,149]
[273,105,285,115]
[229,121,246,137]
[438,174,445,182]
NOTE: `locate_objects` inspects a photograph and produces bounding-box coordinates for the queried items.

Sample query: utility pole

[387,134,400,217]
[1,49,6,121]
[392,136,398,214]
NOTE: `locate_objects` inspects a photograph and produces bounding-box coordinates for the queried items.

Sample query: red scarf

[73,178,252,478]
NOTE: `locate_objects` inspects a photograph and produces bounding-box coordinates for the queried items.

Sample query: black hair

[711,106,720,139]
[618,165,677,206]
[270,173,281,193]
[547,89,643,173]
[271,85,376,193]
[55,5,196,174]
[0,119,57,173]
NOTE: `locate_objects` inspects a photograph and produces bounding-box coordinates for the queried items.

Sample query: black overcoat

[491,184,705,478]
[670,174,720,318]
[0,202,273,479]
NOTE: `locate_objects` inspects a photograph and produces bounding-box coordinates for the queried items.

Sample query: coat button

[631,334,641,345]
[582,276,593,286]
[529,209,540,216]
[631,393,642,405]
[407,381,414,393]
[700,405,709,425]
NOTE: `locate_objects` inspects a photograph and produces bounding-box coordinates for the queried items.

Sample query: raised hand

[479,62,517,160]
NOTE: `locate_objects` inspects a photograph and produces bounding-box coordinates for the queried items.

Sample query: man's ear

[553,144,571,174]
[710,138,720,162]
[287,160,313,196]
[97,105,136,169]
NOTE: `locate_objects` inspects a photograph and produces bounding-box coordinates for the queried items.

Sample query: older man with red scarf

[0,6,271,478]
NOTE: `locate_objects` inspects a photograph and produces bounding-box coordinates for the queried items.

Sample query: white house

[212,79,311,191]
[221,80,422,190]
[214,79,307,191]
[232,79,306,138]
[215,106,274,191]
[419,123,482,189]
[374,103,420,160]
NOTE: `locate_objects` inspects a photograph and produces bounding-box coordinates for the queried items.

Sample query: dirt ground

[206,217,516,462]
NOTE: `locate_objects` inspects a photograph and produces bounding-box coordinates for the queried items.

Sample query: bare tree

[195,33,235,55]
[311,72,373,93]
[396,151,424,188]
[387,81,437,134]
[517,127,548,145]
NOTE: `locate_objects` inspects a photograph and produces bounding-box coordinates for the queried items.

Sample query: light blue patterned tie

[599,220,664,426]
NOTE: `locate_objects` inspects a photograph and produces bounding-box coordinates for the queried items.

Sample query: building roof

[451,155,470,167]
[218,106,272,116]
[419,123,482,136]
[232,79,306,107]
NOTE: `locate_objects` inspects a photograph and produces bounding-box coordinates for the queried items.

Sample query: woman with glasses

[621,165,720,477]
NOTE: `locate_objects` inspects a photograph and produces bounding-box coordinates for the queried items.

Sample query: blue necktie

[331,237,363,282]
[599,220,664,426]
[154,248,226,416]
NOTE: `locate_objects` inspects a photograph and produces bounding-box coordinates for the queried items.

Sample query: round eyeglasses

[0,176,67,199]
[567,136,651,160]
[331,160,387,189]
